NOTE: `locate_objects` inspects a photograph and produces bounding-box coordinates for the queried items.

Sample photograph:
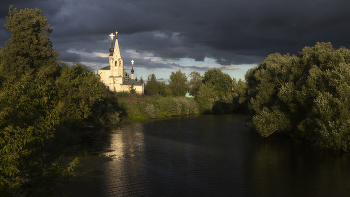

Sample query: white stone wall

[120,84,144,94]
[98,70,110,85]
[135,84,144,94]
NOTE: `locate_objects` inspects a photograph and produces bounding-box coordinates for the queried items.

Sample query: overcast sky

[1,0,350,82]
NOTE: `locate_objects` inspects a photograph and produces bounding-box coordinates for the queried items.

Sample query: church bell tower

[109,31,124,85]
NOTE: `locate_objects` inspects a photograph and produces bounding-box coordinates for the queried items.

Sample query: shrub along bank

[117,93,199,120]
[142,69,248,116]
[116,77,249,121]
[241,42,350,152]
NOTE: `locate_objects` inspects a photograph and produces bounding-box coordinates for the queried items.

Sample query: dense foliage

[194,69,246,113]
[1,6,60,81]
[145,74,159,95]
[169,70,187,96]
[56,63,119,127]
[117,93,198,120]
[139,76,144,83]
[188,71,203,96]
[242,42,350,151]
[0,6,119,196]
[158,81,172,97]
[141,69,247,114]
[204,69,233,95]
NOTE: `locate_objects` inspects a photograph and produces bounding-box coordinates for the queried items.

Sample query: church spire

[113,31,121,59]
[131,60,134,74]
[109,33,114,56]
[131,60,135,80]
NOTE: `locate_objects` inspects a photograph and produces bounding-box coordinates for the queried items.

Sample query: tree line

[142,69,247,114]
[142,41,350,153]
[0,6,120,196]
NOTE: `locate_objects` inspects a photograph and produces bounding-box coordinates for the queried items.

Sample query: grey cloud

[59,51,81,62]
[1,0,350,70]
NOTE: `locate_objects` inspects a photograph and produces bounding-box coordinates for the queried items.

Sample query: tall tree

[195,83,216,113]
[145,74,159,95]
[169,69,187,96]
[1,5,60,81]
[129,83,136,94]
[204,69,233,95]
[0,6,79,196]
[139,76,144,83]
[188,71,203,96]
[158,81,172,97]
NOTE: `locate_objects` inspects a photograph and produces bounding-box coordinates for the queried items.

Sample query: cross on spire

[131,60,135,74]
[109,33,115,40]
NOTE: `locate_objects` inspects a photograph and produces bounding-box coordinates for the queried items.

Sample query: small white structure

[98,31,144,94]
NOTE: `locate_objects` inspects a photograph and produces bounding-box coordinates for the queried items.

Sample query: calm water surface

[56,114,350,197]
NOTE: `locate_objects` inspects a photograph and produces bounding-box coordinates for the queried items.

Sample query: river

[55,114,350,197]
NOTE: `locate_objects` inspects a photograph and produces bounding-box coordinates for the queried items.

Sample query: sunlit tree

[1,5,60,81]
[145,74,159,95]
[158,81,172,97]
[169,69,187,96]
[188,71,203,96]
[139,76,144,83]
[243,42,350,151]
[0,6,78,196]
[204,69,233,95]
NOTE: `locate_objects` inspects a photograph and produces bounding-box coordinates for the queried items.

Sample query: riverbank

[115,92,248,121]
[116,92,200,120]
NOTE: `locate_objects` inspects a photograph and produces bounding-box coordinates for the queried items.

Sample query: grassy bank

[116,92,199,120]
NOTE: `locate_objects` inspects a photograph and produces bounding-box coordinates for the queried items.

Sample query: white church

[98,31,144,94]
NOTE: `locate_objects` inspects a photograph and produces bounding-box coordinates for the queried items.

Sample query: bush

[243,42,350,151]
[118,95,199,120]
[145,104,156,118]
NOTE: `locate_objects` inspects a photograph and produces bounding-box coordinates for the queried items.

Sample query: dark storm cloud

[1,0,350,69]
[59,51,81,62]
[0,0,63,18]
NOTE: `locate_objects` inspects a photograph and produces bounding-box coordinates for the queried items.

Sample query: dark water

[56,114,350,197]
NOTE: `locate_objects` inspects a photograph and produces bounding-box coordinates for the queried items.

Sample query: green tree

[139,76,144,83]
[0,6,120,196]
[158,81,172,97]
[188,71,203,96]
[232,78,248,112]
[169,69,187,96]
[0,6,79,196]
[243,42,350,151]
[1,5,60,81]
[204,69,233,95]
[195,83,216,113]
[145,74,159,95]
[0,73,79,196]
[129,83,136,94]
[55,63,119,127]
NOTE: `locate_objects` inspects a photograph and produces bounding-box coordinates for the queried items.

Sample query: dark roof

[122,79,143,86]
[99,66,110,70]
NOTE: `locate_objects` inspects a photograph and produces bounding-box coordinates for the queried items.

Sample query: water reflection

[251,133,350,197]
[56,114,350,197]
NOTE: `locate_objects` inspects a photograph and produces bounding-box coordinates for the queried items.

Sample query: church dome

[109,47,114,56]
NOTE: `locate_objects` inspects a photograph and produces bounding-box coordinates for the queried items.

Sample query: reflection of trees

[252,134,350,196]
